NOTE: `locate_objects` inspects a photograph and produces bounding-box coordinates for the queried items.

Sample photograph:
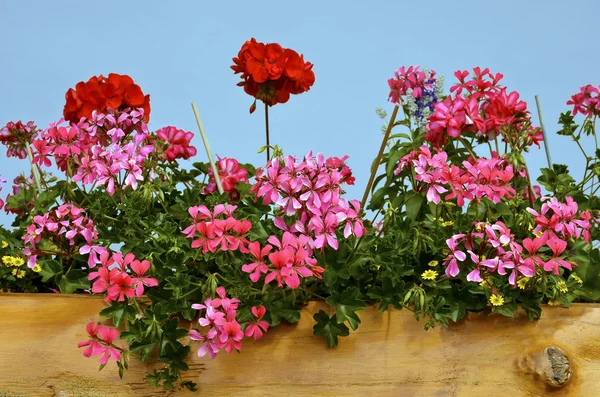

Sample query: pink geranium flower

[245,306,269,341]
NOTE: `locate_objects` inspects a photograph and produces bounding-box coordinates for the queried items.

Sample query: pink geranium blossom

[78,322,121,365]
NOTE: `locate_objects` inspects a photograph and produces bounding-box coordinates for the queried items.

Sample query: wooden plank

[0,294,599,396]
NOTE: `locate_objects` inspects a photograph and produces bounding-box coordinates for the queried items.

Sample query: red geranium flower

[64,73,151,123]
[232,38,315,113]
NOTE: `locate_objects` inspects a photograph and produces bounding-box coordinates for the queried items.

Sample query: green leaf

[313,310,350,348]
[39,260,62,282]
[405,193,424,220]
[100,302,136,327]
[57,269,90,293]
[266,298,301,327]
[326,287,366,331]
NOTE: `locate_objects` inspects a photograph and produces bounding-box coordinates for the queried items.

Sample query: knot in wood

[544,346,571,387]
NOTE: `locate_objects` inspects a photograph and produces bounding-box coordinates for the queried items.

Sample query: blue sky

[1,0,598,226]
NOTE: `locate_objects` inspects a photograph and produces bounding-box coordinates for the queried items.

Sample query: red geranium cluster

[64,73,151,123]
[231,38,315,112]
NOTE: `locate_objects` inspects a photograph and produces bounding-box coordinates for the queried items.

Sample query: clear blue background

[1,0,598,226]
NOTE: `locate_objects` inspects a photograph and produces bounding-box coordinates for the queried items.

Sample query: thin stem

[361,104,400,210]
[486,141,494,157]
[459,137,477,160]
[191,103,226,196]
[534,95,553,168]
[265,103,270,163]
[25,142,42,194]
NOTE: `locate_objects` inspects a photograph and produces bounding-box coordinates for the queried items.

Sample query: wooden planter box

[0,295,599,396]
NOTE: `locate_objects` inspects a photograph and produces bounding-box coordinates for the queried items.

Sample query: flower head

[232,38,315,112]
[489,294,505,306]
[421,270,438,280]
[64,73,150,123]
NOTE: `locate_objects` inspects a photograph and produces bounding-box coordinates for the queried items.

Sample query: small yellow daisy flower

[16,270,26,279]
[12,257,24,267]
[534,231,544,238]
[1,241,8,249]
[442,221,454,227]
[2,255,12,266]
[490,294,505,306]
[570,274,583,285]
[442,248,450,255]
[32,263,42,273]
[557,281,568,294]
[517,277,530,290]
[421,270,438,280]
[428,260,439,267]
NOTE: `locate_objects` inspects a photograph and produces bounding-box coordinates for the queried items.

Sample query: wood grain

[1,294,599,396]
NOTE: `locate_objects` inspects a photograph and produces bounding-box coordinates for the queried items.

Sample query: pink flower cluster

[242,232,323,289]
[527,196,593,243]
[425,67,542,148]
[182,204,251,254]
[78,322,121,364]
[22,203,105,268]
[443,198,592,286]
[396,146,516,206]
[88,251,158,302]
[189,286,268,358]
[567,84,600,118]
[252,152,364,251]
[155,126,197,162]
[388,65,437,104]
[0,120,38,159]
[34,108,155,196]
[203,156,249,201]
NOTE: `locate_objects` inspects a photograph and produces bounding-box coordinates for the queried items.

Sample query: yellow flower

[517,277,530,290]
[570,274,583,285]
[428,260,439,267]
[11,268,18,276]
[490,294,505,306]
[2,255,12,266]
[557,281,568,294]
[479,279,492,288]
[528,223,533,231]
[32,264,42,273]
[442,221,454,227]
[421,270,438,280]
[12,257,24,267]
[16,270,26,279]
[534,231,544,238]
[442,248,450,255]
[1,241,7,249]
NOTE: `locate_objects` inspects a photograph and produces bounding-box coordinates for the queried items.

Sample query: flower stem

[24,141,42,194]
[459,137,477,160]
[534,95,553,169]
[361,104,400,210]
[265,102,270,163]
[191,103,225,195]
